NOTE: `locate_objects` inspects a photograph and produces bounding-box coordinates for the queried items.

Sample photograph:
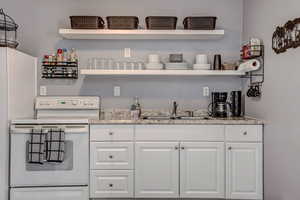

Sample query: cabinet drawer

[136,125,224,141]
[90,142,134,170]
[225,125,263,142]
[90,125,134,141]
[90,170,133,198]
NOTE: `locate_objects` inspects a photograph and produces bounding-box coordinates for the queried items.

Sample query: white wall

[3,0,244,110]
[243,0,300,199]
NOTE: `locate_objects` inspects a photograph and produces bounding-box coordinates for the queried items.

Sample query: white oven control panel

[35,96,100,110]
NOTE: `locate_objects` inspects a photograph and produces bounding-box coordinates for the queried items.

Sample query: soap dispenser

[130,97,142,120]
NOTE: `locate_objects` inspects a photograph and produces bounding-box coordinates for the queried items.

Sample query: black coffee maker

[208,92,230,118]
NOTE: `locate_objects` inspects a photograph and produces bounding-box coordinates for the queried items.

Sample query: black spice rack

[42,61,78,79]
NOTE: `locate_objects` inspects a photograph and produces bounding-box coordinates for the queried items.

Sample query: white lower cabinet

[180,142,225,198]
[90,124,263,200]
[135,142,179,198]
[226,143,263,200]
[90,170,133,198]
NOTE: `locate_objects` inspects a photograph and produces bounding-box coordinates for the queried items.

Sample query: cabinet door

[226,143,263,200]
[135,142,179,198]
[180,142,225,198]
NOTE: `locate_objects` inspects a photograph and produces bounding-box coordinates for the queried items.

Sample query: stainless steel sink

[142,116,212,120]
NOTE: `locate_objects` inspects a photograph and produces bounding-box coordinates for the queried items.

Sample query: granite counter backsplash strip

[94,109,264,125]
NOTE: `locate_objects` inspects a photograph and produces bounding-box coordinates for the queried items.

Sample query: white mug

[196,54,208,64]
[148,54,160,63]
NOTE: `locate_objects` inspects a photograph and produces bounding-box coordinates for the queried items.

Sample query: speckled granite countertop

[90,117,264,125]
[91,109,264,125]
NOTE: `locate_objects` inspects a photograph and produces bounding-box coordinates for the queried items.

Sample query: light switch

[40,86,47,96]
[114,86,121,97]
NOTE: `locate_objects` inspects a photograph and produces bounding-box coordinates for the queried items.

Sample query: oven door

[10,124,89,187]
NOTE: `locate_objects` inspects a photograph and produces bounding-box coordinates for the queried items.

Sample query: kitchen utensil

[148,54,160,63]
[193,64,211,70]
[230,91,243,117]
[213,54,222,70]
[145,63,164,70]
[196,54,208,64]
[165,62,189,70]
[169,54,183,63]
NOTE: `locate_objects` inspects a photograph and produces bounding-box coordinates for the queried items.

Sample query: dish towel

[27,129,47,164]
[45,128,65,162]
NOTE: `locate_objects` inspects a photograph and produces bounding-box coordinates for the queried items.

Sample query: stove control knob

[72,100,78,106]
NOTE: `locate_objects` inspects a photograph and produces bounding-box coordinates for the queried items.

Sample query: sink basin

[142,116,212,120]
[142,116,172,120]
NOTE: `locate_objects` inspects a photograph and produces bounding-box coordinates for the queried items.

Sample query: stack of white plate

[193,64,211,70]
[145,63,164,70]
[165,62,189,70]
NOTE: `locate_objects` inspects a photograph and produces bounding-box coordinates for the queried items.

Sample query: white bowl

[193,64,211,70]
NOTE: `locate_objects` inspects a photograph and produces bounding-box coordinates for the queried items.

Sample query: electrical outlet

[40,86,47,96]
[203,87,209,97]
[124,48,131,58]
[114,86,121,97]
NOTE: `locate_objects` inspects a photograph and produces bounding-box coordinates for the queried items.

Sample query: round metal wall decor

[272,17,300,54]
[0,8,18,48]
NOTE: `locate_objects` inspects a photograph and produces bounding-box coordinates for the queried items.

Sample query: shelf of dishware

[80,69,245,76]
[59,29,225,40]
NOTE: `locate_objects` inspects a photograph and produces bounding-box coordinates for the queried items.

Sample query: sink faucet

[171,101,178,118]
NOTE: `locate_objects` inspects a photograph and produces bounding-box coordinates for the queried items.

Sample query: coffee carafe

[208,92,231,118]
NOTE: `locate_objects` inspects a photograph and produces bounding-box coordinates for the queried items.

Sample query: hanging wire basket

[0,8,18,48]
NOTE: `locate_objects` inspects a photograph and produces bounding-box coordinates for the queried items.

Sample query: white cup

[196,54,208,64]
[148,54,160,64]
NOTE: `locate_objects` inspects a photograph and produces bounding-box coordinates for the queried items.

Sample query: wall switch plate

[124,48,131,58]
[114,86,121,97]
[40,86,47,96]
[203,87,209,97]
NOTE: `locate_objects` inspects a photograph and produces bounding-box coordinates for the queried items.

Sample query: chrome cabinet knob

[109,132,114,136]
[109,155,114,159]
[175,146,179,150]
[228,147,232,150]
[243,131,248,135]
[109,184,113,187]
[181,147,185,150]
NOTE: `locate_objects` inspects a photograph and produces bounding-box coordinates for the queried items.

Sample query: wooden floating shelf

[80,70,244,76]
[59,29,225,40]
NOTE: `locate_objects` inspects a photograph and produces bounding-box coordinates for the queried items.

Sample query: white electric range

[10,96,100,200]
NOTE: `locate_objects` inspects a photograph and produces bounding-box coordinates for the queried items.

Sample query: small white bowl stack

[146,54,164,70]
[193,54,211,70]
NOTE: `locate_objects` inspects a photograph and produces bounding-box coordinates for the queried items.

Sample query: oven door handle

[11,125,88,134]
